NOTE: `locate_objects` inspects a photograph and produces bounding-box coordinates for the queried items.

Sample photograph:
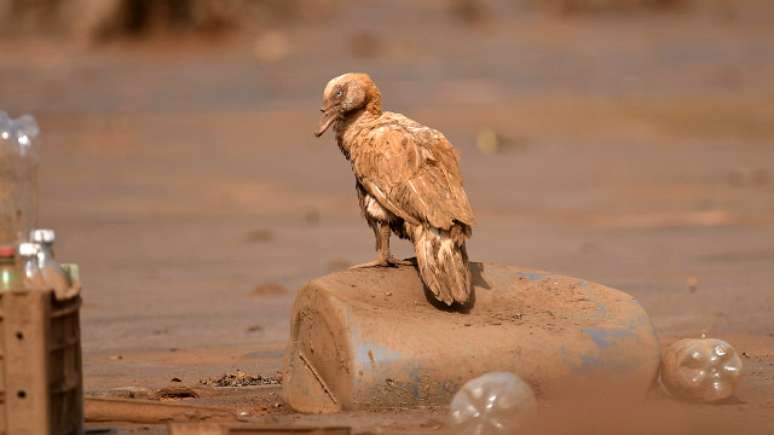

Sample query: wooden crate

[0,289,83,435]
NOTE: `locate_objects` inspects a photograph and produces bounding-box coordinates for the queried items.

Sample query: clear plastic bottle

[0,112,40,245]
[18,242,46,290]
[0,245,22,293]
[449,372,537,435]
[30,229,69,297]
[0,112,20,245]
[660,337,743,402]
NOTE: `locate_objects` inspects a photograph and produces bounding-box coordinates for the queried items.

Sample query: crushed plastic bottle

[18,242,46,290]
[660,337,743,402]
[0,112,40,245]
[30,228,70,297]
[449,372,537,435]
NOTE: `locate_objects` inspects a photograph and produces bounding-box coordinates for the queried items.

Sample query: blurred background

[1,0,772,397]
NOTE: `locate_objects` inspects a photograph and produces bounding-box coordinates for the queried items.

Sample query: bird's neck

[335,108,381,160]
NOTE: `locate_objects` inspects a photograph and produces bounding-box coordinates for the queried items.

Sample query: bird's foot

[384,255,413,267]
[349,255,411,269]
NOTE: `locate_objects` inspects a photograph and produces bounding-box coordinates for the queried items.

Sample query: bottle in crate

[0,114,82,434]
[18,242,46,290]
[0,246,21,292]
[0,112,39,245]
[30,229,70,298]
[0,264,84,434]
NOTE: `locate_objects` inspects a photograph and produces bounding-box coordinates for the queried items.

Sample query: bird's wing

[352,113,475,230]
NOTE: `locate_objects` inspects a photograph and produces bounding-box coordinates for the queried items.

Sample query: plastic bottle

[0,112,21,245]
[449,372,537,435]
[0,245,22,293]
[30,229,69,297]
[18,242,46,290]
[660,337,743,402]
[0,112,40,245]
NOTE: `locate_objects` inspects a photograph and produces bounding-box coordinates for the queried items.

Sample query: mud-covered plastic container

[0,288,83,435]
[283,262,661,412]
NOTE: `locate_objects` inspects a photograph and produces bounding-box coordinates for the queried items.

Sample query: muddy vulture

[314,73,475,305]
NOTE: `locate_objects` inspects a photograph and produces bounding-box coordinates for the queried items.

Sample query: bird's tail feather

[412,225,471,305]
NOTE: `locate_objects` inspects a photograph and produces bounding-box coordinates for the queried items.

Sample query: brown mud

[1,1,773,433]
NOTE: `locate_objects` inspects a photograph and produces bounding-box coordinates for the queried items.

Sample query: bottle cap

[30,228,56,244]
[0,246,16,258]
[18,242,40,257]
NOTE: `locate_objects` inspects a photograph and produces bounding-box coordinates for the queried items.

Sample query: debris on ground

[168,422,351,434]
[304,208,321,225]
[200,370,282,388]
[93,384,204,402]
[476,127,527,155]
[85,397,235,424]
[246,324,263,333]
[244,228,275,243]
[687,276,699,293]
[247,325,263,332]
[101,386,154,400]
[250,283,289,296]
[154,385,200,401]
[449,0,491,26]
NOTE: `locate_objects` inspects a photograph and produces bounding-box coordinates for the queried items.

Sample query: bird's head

[314,72,382,137]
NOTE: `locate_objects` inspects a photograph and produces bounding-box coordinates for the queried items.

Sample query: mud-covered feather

[351,112,475,231]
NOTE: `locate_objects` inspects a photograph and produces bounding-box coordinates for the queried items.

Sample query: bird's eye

[336,90,343,97]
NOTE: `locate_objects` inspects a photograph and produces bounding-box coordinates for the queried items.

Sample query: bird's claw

[384,256,413,267]
[349,256,411,269]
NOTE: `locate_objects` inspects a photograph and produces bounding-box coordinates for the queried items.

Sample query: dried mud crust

[315,262,620,332]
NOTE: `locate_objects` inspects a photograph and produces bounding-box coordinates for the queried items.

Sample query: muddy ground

[1,1,773,433]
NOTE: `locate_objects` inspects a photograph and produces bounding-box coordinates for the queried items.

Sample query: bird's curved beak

[314,107,338,137]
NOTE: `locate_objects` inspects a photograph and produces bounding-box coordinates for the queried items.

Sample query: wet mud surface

[2,1,774,433]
